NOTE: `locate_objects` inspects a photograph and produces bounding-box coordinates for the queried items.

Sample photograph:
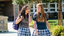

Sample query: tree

[12,0,58,6]
[12,0,63,26]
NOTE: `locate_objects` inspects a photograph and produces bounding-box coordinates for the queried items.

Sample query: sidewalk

[0,22,34,36]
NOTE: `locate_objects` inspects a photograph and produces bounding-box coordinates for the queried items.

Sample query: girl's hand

[35,31,38,36]
[15,16,24,24]
[20,16,24,20]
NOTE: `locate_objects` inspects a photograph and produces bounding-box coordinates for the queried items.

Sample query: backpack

[13,17,19,30]
[13,17,21,30]
[13,14,22,30]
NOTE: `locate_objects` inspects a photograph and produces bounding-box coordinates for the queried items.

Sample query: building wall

[31,3,64,19]
[4,1,13,16]
[4,1,14,21]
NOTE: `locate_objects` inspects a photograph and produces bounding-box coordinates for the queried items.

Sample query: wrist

[35,30,37,32]
[20,18,22,21]
[48,28,50,30]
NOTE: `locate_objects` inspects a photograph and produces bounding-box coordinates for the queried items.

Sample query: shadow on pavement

[0,31,17,34]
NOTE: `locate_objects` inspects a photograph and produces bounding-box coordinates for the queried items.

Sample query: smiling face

[37,5,41,13]
[25,7,30,14]
[36,3,47,22]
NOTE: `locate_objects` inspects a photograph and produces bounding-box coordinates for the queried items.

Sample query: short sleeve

[33,13,37,21]
[30,13,32,16]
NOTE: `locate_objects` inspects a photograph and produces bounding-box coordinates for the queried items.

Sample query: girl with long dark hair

[32,3,51,36]
[15,5,32,36]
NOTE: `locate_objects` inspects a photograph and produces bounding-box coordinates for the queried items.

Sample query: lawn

[29,19,64,32]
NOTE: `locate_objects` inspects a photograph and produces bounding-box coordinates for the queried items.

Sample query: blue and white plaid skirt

[17,28,31,36]
[32,29,51,36]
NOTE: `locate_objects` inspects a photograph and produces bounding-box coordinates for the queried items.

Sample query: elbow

[29,22,31,23]
[15,22,17,24]
[29,21,32,23]
[15,21,18,24]
[15,23,17,24]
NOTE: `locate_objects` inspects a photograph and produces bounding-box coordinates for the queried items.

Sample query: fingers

[35,31,38,36]
[37,32,38,35]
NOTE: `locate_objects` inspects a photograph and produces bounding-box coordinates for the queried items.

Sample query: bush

[60,32,64,36]
[52,25,64,36]
[29,20,34,27]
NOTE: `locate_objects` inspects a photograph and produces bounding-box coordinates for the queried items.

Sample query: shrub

[52,25,64,36]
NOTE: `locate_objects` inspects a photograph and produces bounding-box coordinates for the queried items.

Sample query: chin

[28,13,29,14]
[38,10,40,12]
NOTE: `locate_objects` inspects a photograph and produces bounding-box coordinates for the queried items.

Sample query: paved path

[0,22,34,36]
[0,22,52,36]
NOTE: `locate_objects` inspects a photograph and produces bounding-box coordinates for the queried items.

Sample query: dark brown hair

[19,5,29,18]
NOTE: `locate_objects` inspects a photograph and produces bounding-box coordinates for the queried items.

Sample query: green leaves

[12,0,59,6]
[52,25,64,36]
[41,0,58,3]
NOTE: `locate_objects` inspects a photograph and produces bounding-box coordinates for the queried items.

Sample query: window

[50,9,55,11]
[42,3,48,12]
[31,4,33,8]
[43,4,48,8]
[44,9,48,12]
[31,4,33,13]
[31,9,33,12]
[50,3,55,12]
[62,3,64,12]
[0,3,4,15]
[30,3,60,13]
[0,4,4,7]
[50,4,55,8]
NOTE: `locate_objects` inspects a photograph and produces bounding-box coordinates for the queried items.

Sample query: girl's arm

[33,21,37,31]
[15,16,24,24]
[29,13,32,23]
[46,21,50,30]
[33,21,38,35]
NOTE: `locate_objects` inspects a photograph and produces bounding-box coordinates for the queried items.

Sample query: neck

[39,12,41,13]
[25,12,27,15]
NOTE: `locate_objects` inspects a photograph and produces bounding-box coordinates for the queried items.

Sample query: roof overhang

[0,0,11,1]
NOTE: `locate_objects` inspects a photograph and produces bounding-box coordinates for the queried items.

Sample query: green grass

[48,19,64,32]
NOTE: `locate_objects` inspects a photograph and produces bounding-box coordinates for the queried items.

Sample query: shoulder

[33,13,37,21]
[30,13,32,16]
[33,12,37,16]
[44,12,47,15]
[33,12,37,17]
[44,12,47,16]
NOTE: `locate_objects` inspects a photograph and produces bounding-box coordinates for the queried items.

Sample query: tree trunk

[58,0,63,26]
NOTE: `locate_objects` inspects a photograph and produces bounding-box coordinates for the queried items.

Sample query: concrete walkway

[0,22,34,36]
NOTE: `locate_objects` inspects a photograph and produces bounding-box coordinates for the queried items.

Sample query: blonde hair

[36,3,47,22]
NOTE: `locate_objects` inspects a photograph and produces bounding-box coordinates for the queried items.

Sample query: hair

[36,3,47,22]
[18,5,29,18]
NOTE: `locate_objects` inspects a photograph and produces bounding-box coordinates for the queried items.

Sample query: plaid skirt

[32,29,51,36]
[17,28,31,36]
